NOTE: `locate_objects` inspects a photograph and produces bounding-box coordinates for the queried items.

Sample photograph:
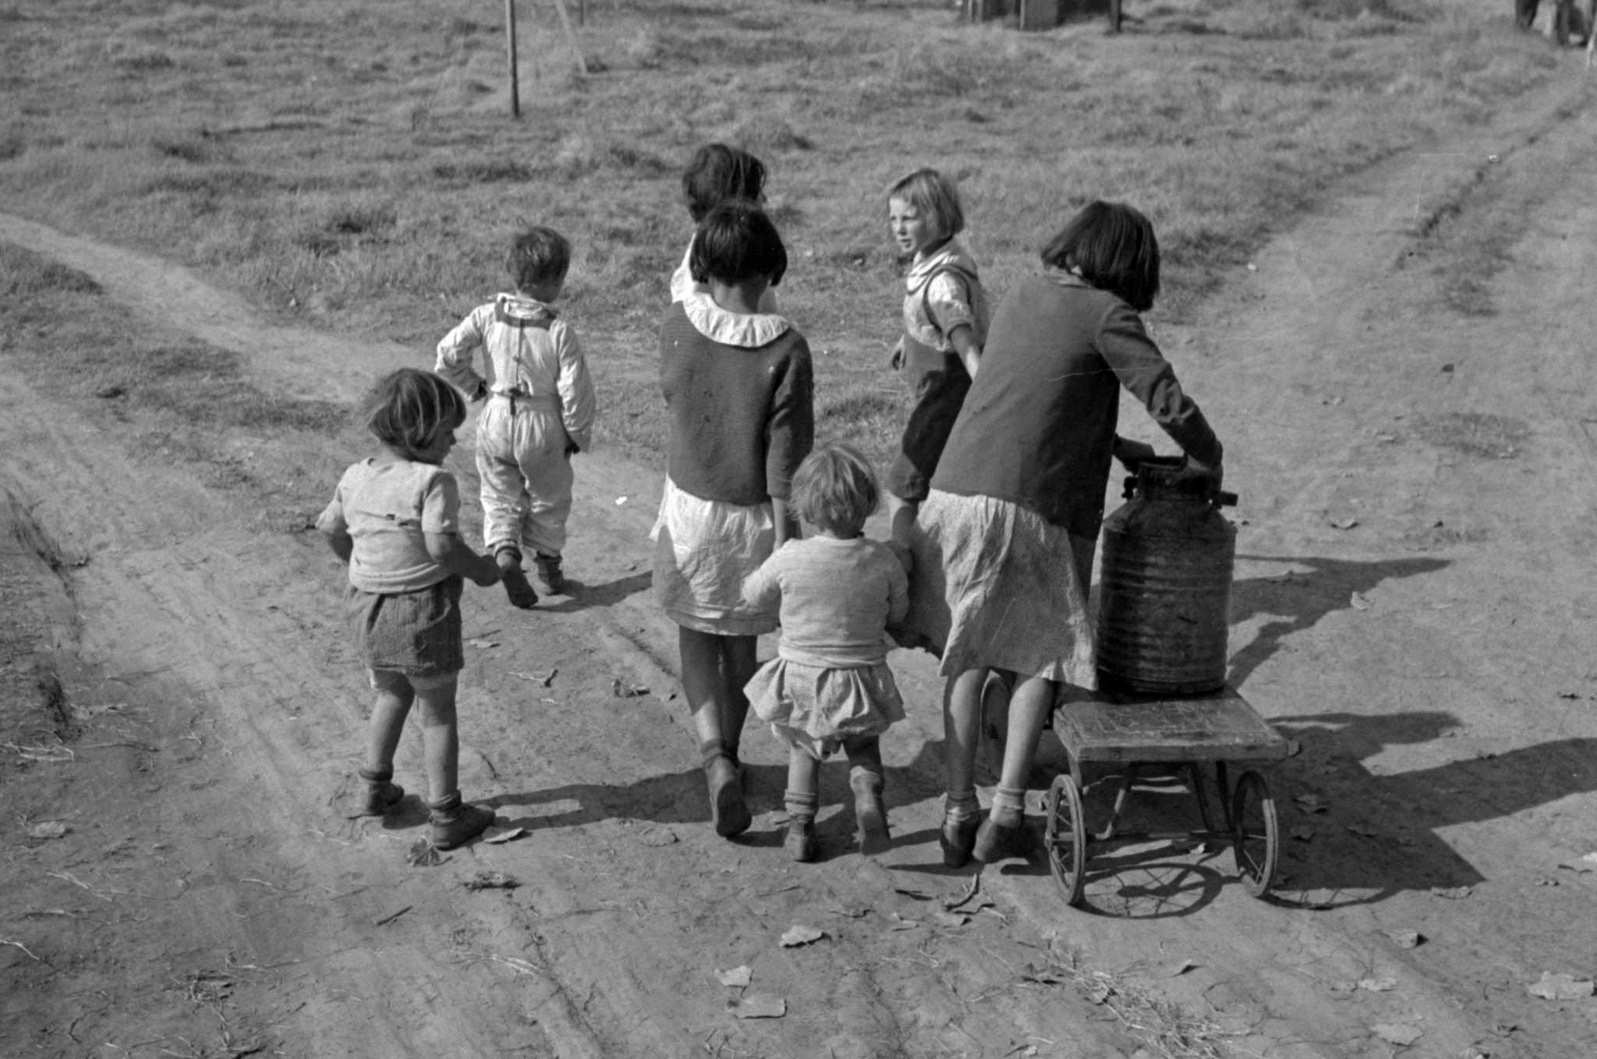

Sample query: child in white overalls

[436,226,597,608]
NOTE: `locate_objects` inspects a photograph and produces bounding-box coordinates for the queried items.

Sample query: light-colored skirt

[746,658,905,761]
[906,489,1098,688]
[651,477,778,637]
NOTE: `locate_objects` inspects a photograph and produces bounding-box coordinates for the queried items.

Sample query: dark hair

[681,143,767,223]
[886,168,965,244]
[362,368,467,462]
[1039,201,1161,312]
[506,226,571,291]
[689,201,788,287]
[791,444,878,538]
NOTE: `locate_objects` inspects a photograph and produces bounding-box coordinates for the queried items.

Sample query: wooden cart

[1041,684,1290,906]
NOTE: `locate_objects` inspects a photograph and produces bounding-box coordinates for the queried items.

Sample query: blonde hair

[791,444,879,538]
[886,168,966,244]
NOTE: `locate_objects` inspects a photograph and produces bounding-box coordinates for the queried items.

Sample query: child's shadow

[491,762,785,838]
[536,570,652,614]
[487,738,955,856]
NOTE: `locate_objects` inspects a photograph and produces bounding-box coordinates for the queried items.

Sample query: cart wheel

[1230,770,1278,898]
[1045,773,1087,906]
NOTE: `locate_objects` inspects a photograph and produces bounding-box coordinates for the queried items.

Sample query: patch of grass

[0,242,355,525]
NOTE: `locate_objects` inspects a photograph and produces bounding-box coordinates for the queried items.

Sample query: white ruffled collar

[682,289,790,347]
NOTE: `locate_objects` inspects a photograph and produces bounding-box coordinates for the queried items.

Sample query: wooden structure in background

[963,0,1115,32]
[502,0,589,115]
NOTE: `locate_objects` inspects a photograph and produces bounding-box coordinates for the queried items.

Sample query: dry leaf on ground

[731,993,786,1019]
[717,965,752,988]
[1526,972,1595,1000]
[1372,1023,1423,1046]
[779,924,825,947]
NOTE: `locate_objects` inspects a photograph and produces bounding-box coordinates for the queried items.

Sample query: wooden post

[549,0,588,76]
[505,0,520,118]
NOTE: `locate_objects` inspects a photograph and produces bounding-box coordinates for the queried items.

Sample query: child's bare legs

[411,676,461,802]
[972,673,1058,863]
[844,735,890,856]
[681,627,753,837]
[354,671,413,816]
[783,746,821,862]
[717,635,757,767]
[940,668,988,865]
[412,673,495,849]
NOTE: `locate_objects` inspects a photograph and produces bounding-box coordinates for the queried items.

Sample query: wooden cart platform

[1042,684,1291,906]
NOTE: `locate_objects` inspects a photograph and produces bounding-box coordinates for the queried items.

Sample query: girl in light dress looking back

[884,168,990,545]
[741,445,909,862]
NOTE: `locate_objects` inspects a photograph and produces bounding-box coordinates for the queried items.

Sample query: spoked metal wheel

[1045,773,1087,906]
[1230,769,1278,898]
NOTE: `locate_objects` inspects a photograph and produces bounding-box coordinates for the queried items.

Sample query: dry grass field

[0,0,1565,462]
[5,1,1597,1057]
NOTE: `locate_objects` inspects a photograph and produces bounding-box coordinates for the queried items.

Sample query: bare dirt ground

[3,67,1597,1059]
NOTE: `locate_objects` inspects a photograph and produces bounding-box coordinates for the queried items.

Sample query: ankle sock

[945,790,980,822]
[358,766,393,784]
[699,739,729,769]
[992,785,1026,822]
[784,789,819,819]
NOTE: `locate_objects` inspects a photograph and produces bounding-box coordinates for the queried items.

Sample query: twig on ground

[2,741,74,762]
[1,937,42,960]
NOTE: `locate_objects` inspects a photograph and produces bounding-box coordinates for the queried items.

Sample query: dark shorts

[347,575,465,678]
[887,357,971,503]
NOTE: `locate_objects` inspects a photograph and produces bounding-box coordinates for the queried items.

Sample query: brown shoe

[351,768,405,817]
[705,755,751,838]
[533,552,566,595]
[940,812,981,868]
[428,793,496,850]
[973,809,1032,864]
[784,815,817,862]
[497,549,538,609]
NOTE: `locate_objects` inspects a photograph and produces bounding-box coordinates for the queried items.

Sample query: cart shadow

[1263,712,1597,908]
[1057,714,1597,915]
[1226,554,1450,686]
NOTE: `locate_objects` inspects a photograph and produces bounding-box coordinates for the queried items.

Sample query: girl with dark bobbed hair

[653,201,814,840]
[902,200,1225,868]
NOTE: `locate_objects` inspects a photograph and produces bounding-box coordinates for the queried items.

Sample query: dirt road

[3,73,1597,1059]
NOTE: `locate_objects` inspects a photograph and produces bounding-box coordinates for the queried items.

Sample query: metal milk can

[1095,456,1237,695]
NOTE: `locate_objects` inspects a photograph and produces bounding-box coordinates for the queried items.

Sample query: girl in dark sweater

[653,202,815,838]
[908,201,1224,867]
